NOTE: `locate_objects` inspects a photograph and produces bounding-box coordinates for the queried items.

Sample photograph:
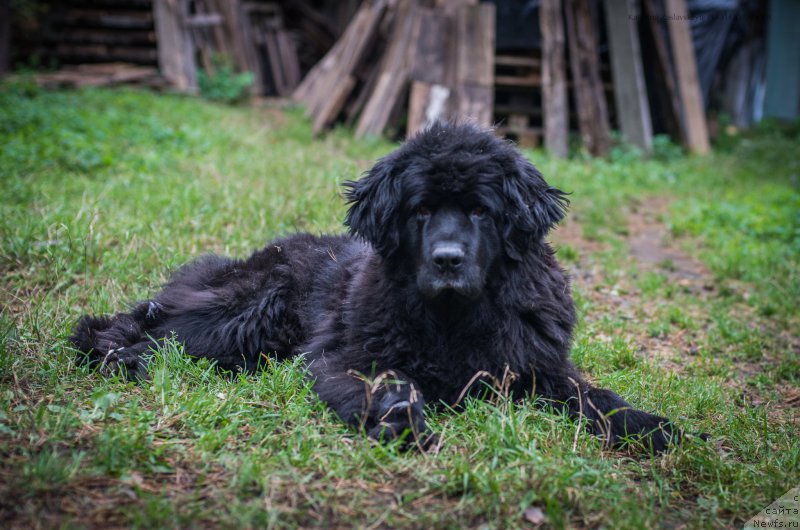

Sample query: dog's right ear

[343,155,403,258]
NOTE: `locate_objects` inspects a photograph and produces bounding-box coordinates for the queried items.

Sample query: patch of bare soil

[551,197,798,422]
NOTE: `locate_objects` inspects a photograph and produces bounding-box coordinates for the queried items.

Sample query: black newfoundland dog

[72,122,684,452]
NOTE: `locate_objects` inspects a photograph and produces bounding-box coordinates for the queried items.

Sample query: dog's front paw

[610,410,681,453]
[100,347,148,381]
[367,390,433,450]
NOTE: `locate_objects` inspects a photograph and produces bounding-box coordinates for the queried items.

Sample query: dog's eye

[470,206,486,217]
[416,206,431,218]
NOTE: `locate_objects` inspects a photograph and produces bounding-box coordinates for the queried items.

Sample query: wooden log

[539,0,568,157]
[604,0,653,152]
[153,0,196,91]
[664,0,710,154]
[564,0,610,156]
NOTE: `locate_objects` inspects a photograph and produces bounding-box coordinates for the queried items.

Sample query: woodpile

[293,0,496,138]
[30,62,162,89]
[6,0,716,156]
[151,0,359,96]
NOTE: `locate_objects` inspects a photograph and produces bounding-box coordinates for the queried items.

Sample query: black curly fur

[71,122,683,452]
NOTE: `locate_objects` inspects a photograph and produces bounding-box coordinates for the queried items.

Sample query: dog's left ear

[343,155,403,258]
[503,158,569,261]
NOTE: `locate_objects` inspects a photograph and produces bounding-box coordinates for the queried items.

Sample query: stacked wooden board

[293,0,495,138]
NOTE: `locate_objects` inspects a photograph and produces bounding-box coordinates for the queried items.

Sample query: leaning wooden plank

[540,0,568,157]
[356,0,421,138]
[293,1,386,111]
[303,1,386,118]
[276,30,301,92]
[604,0,653,152]
[264,30,287,96]
[664,0,710,154]
[453,2,495,128]
[152,0,196,91]
[641,0,684,142]
[564,0,610,156]
[313,75,357,134]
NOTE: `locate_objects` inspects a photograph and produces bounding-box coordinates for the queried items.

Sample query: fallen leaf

[524,506,546,525]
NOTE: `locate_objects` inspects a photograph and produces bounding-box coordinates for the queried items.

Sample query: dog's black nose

[432,245,464,272]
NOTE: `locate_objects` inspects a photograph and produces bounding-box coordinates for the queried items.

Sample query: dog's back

[71,233,368,376]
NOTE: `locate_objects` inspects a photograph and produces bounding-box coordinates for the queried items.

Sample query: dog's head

[344,122,568,301]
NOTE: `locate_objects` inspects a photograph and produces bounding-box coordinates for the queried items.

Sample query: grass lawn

[1,84,798,529]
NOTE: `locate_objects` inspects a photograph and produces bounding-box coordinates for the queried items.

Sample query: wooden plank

[294,0,386,118]
[456,2,495,87]
[457,85,493,127]
[641,0,683,141]
[409,8,446,84]
[407,81,451,137]
[213,0,258,86]
[539,0,568,157]
[407,8,448,136]
[604,0,653,152]
[664,0,709,154]
[276,30,301,91]
[356,0,422,138]
[564,0,610,156]
[494,74,540,87]
[313,75,357,134]
[453,2,495,128]
[184,13,223,27]
[496,55,540,68]
[153,0,196,91]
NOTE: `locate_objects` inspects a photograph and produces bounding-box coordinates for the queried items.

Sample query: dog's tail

[70,301,163,372]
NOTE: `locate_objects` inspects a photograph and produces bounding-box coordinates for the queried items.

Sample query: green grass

[1,85,798,528]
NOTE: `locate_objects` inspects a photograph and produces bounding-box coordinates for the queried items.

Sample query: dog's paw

[100,347,149,381]
[605,410,682,454]
[367,391,432,450]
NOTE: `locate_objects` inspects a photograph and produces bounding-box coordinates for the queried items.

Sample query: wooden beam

[153,0,196,91]
[539,0,568,157]
[356,0,421,138]
[564,0,610,156]
[664,0,710,154]
[454,2,495,127]
[604,0,653,152]
[293,1,386,120]
[641,0,683,141]
[407,8,449,137]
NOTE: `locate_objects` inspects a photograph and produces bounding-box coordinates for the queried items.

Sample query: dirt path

[551,197,799,424]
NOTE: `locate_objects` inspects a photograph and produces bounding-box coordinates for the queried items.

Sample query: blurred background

[1,0,797,155]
